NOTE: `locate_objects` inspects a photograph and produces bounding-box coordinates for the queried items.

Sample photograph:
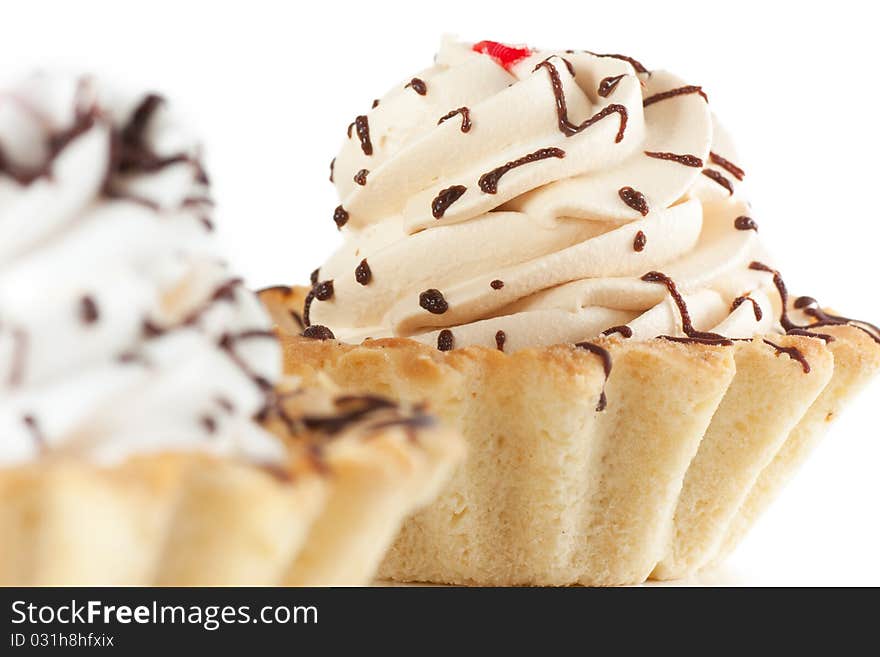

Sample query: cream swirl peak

[0,74,282,465]
[309,38,869,354]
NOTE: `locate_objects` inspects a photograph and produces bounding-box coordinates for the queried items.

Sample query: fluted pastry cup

[260,284,879,586]
[0,74,463,586]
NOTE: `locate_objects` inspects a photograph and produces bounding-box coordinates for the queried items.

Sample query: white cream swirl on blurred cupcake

[0,74,282,465]
[311,37,785,351]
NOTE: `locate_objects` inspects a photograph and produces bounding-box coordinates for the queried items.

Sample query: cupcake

[0,74,462,586]
[262,38,880,586]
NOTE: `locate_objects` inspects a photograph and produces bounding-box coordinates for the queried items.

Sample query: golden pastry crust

[0,381,463,586]
[260,286,880,585]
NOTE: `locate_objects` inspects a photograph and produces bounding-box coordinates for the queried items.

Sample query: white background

[4,0,878,585]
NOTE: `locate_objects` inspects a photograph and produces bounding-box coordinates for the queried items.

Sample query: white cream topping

[312,38,788,351]
[0,74,283,466]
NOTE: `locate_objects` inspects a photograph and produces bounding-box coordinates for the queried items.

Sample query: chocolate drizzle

[709,151,745,180]
[7,329,27,387]
[763,339,811,373]
[792,295,880,345]
[734,216,758,231]
[598,75,625,98]
[354,169,369,185]
[633,230,647,252]
[355,258,372,285]
[79,295,99,324]
[574,341,612,412]
[702,169,734,195]
[731,296,763,321]
[431,185,467,218]
[478,147,565,194]
[587,52,648,74]
[437,329,455,351]
[748,261,880,344]
[289,310,305,330]
[643,85,708,108]
[602,325,633,338]
[640,271,733,345]
[619,186,649,216]
[405,78,428,95]
[533,60,628,142]
[333,205,349,229]
[217,329,276,398]
[495,330,506,351]
[438,107,472,133]
[320,396,396,431]
[302,325,335,340]
[1,86,207,205]
[0,99,98,185]
[534,56,574,77]
[353,115,372,155]
[419,289,449,314]
[644,151,703,168]
[490,279,504,290]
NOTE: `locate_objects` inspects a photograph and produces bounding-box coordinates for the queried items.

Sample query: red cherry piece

[472,40,532,71]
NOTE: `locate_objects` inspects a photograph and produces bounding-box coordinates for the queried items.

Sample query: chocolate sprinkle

[419,289,449,314]
[438,107,472,132]
[598,74,625,98]
[574,341,612,411]
[354,115,372,155]
[431,185,467,218]
[644,151,703,167]
[355,258,372,285]
[354,169,369,185]
[329,158,335,182]
[201,415,217,434]
[405,78,428,95]
[22,414,46,451]
[478,147,565,194]
[302,325,335,340]
[643,85,708,108]
[763,339,810,373]
[79,295,99,324]
[372,99,380,109]
[437,329,455,351]
[602,325,633,338]
[619,186,649,216]
[495,330,506,351]
[633,230,647,252]
[333,205,349,229]
[533,60,628,141]
[702,169,734,195]
[732,296,763,321]
[490,279,504,290]
[710,151,745,181]
[734,216,758,231]
[310,268,320,285]
[314,280,334,301]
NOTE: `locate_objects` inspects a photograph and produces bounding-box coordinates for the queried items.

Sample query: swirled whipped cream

[0,74,282,466]
[309,38,796,352]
